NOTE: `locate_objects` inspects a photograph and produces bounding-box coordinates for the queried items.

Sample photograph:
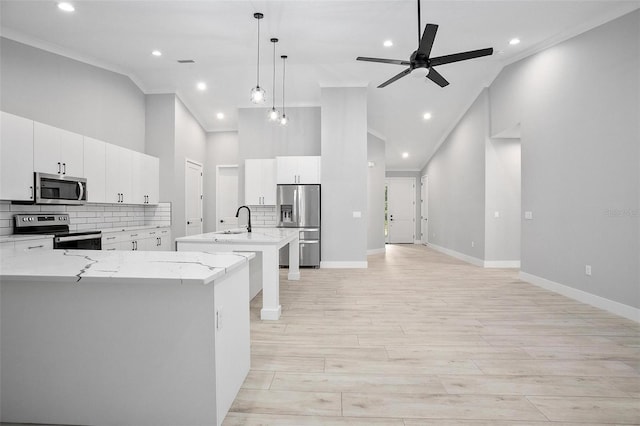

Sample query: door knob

[187,221,191,225]
[220,219,224,223]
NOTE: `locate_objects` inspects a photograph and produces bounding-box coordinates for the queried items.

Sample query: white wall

[204,131,239,233]
[321,87,368,267]
[367,133,385,253]
[485,138,521,262]
[491,11,639,309]
[0,38,145,152]
[422,90,489,261]
[145,94,176,203]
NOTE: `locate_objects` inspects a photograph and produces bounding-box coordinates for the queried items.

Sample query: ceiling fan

[357,0,494,88]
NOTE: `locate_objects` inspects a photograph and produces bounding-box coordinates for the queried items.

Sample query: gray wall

[367,133,385,252]
[421,90,489,260]
[485,138,521,261]
[385,170,421,241]
[321,87,368,265]
[0,38,145,152]
[237,107,320,202]
[204,131,239,233]
[145,94,207,240]
[491,11,639,308]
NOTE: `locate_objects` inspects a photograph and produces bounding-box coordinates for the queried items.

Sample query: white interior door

[386,177,415,244]
[421,175,428,245]
[216,165,238,231]
[185,159,203,236]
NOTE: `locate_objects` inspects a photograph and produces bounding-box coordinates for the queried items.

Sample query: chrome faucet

[235,205,252,233]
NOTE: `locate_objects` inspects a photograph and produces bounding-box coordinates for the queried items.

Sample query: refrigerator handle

[293,187,299,224]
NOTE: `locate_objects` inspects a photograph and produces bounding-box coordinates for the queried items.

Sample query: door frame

[185,158,203,236]
[215,164,239,231]
[385,177,416,244]
[421,174,428,245]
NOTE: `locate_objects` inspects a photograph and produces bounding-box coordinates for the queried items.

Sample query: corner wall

[367,133,385,253]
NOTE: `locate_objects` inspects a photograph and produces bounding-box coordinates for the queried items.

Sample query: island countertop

[0,249,254,285]
[175,227,298,246]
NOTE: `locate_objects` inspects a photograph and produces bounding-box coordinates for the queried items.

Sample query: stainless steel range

[14,213,101,250]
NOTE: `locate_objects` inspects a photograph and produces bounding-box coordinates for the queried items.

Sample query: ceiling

[1,0,638,170]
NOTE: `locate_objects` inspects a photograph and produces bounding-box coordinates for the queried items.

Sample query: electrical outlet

[494,211,500,218]
[471,241,475,248]
[585,265,592,276]
[216,307,223,330]
[524,211,533,220]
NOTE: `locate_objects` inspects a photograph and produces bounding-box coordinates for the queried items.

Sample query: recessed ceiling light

[423,112,432,120]
[197,82,207,91]
[383,40,393,47]
[57,2,75,12]
[402,152,409,159]
[151,50,162,57]
[216,112,225,120]
[509,38,521,46]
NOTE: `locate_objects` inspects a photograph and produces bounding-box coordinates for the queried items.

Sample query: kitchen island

[176,227,299,320]
[0,249,254,426]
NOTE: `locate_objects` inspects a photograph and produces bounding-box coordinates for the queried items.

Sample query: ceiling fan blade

[426,68,449,87]
[429,48,494,67]
[357,57,411,66]
[417,24,438,57]
[378,68,412,88]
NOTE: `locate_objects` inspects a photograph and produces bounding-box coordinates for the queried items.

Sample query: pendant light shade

[267,38,280,122]
[250,13,266,104]
[280,55,288,126]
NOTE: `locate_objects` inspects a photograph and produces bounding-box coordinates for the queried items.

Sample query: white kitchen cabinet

[157,228,172,250]
[83,137,107,203]
[101,227,171,252]
[132,152,159,205]
[245,159,276,205]
[276,156,321,184]
[34,122,84,177]
[0,112,34,201]
[2,237,54,257]
[105,144,133,204]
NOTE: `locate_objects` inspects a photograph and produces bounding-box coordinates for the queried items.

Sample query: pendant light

[279,55,288,126]
[267,38,280,122]
[250,13,266,104]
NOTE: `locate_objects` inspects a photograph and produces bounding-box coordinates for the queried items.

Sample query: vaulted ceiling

[1,0,637,169]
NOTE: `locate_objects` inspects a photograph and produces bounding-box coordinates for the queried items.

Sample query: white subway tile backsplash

[0,201,171,236]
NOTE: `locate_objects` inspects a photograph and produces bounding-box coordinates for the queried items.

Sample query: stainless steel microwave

[34,172,87,205]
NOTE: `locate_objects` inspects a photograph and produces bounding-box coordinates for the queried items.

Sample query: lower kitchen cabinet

[101,227,172,251]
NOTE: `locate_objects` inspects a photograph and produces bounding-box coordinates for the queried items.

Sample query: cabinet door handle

[28,245,44,250]
[57,162,61,174]
[106,236,116,240]
[30,186,33,199]
[62,163,66,174]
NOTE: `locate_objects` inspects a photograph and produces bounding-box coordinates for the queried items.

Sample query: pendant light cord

[417,0,421,46]
[272,41,277,109]
[256,17,261,86]
[281,56,286,115]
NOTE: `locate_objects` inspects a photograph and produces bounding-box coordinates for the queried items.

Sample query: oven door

[54,233,102,250]
[35,172,87,205]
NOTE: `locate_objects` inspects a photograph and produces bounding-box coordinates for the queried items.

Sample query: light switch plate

[494,211,500,218]
[524,211,533,220]
[353,211,362,218]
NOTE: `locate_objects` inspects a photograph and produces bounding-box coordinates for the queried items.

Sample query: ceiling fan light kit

[357,0,493,89]
[250,12,266,104]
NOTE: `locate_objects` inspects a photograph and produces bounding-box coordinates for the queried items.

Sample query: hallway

[226,244,640,425]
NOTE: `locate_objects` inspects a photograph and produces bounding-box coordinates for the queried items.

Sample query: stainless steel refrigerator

[277,184,320,267]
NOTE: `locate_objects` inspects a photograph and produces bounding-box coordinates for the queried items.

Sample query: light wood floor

[225,244,640,425]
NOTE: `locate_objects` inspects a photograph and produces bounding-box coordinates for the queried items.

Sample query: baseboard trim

[428,243,484,267]
[320,261,368,269]
[367,247,386,256]
[414,240,422,244]
[519,271,639,323]
[484,260,521,268]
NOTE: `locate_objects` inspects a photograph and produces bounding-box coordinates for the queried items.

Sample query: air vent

[177,59,195,64]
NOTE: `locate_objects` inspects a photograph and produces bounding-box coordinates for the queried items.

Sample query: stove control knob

[22,218,27,222]
[28,217,33,222]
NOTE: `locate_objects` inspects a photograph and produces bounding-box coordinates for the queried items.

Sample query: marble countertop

[0,249,254,285]
[175,227,298,245]
[0,234,55,243]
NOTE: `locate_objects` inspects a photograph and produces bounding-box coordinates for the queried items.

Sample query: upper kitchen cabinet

[245,159,276,205]
[131,151,159,205]
[276,156,321,184]
[83,137,107,203]
[105,144,132,204]
[34,122,84,177]
[0,112,34,201]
